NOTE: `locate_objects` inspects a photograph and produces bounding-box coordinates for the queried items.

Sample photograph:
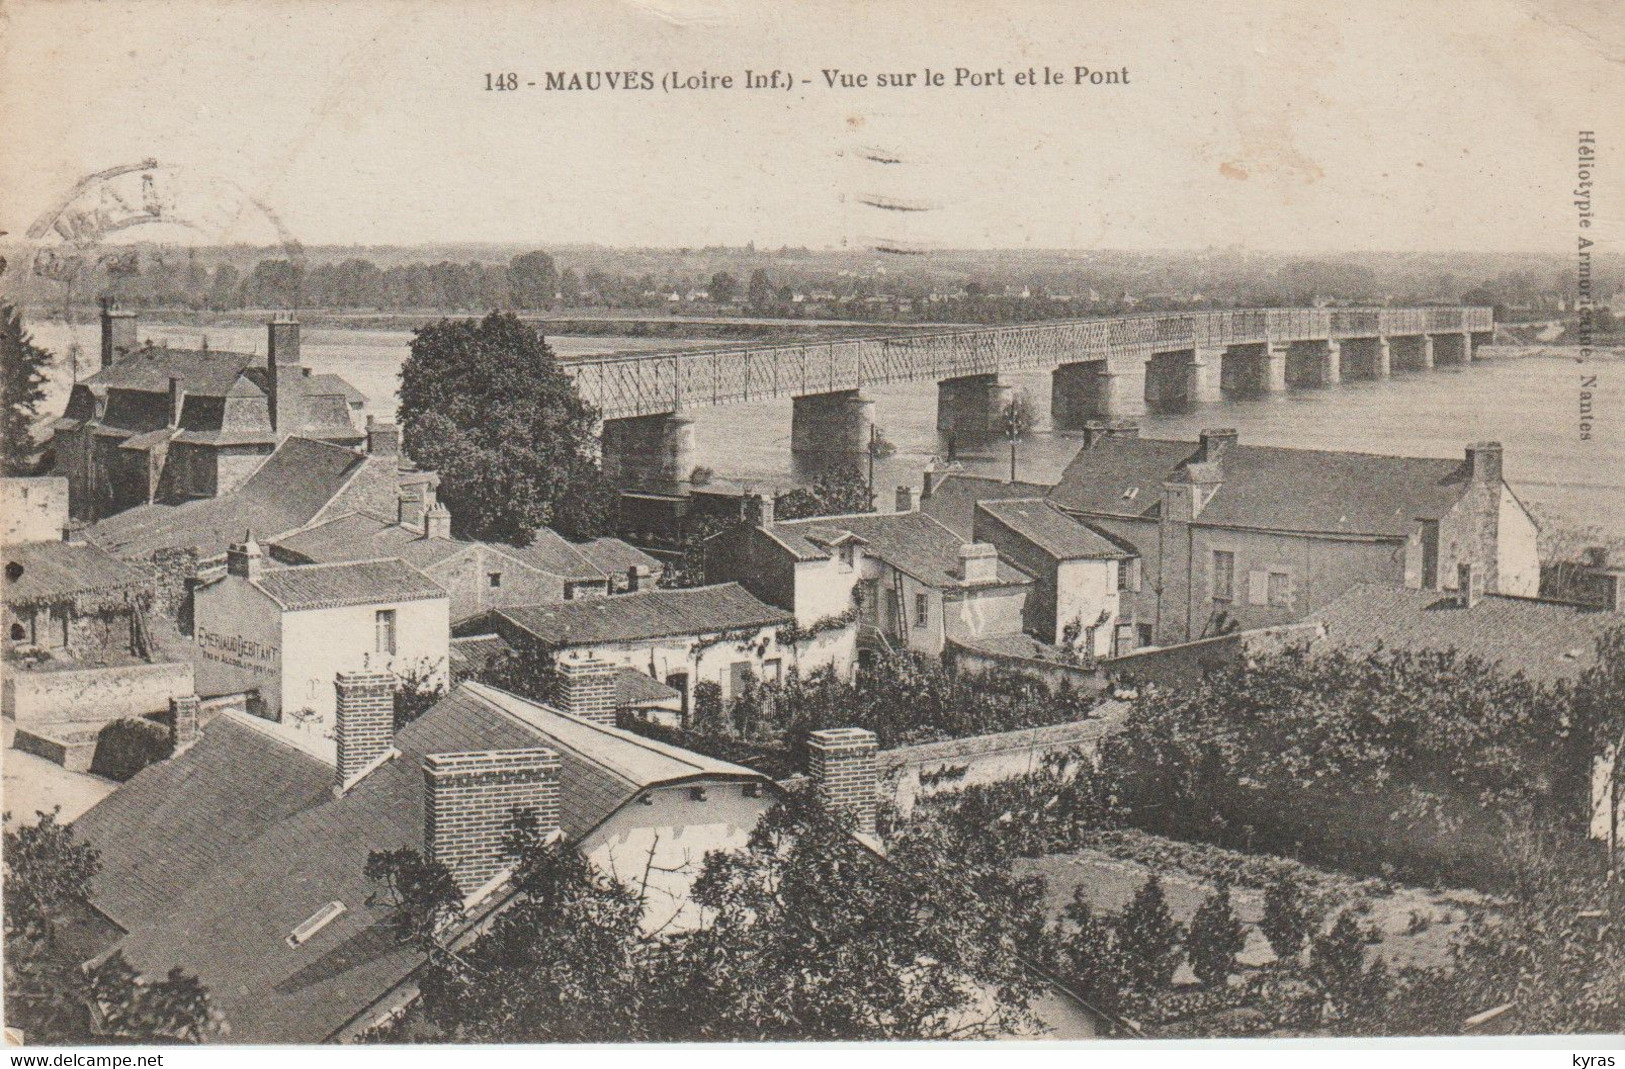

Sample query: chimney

[423,503,452,540]
[921,464,950,500]
[226,535,263,580]
[626,564,651,592]
[1457,561,1483,608]
[807,728,878,835]
[743,492,775,528]
[1467,441,1504,486]
[1198,428,1238,465]
[167,376,185,428]
[267,315,302,433]
[334,670,397,789]
[557,651,618,725]
[957,542,999,584]
[424,747,560,893]
[367,416,401,458]
[1082,420,1140,450]
[99,299,138,369]
[894,485,915,513]
[169,694,200,752]
[1600,570,1625,614]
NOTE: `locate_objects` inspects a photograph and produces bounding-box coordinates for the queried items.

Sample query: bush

[1261,873,1315,963]
[1186,881,1247,987]
[1115,874,1184,991]
[90,717,172,782]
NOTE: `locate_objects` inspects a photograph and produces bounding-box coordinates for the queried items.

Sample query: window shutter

[1247,570,1269,606]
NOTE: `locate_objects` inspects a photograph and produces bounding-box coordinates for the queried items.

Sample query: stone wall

[3,659,195,728]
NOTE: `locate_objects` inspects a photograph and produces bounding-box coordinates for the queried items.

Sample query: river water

[27,320,1625,540]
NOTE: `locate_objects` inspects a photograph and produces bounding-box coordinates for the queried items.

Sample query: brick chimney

[1198,428,1238,465]
[169,694,200,752]
[267,314,302,433]
[1457,561,1483,608]
[894,485,915,513]
[1082,420,1140,450]
[743,492,775,528]
[226,535,263,580]
[423,503,452,540]
[334,670,397,789]
[99,299,138,369]
[807,727,878,835]
[557,651,617,725]
[958,542,998,584]
[1466,441,1504,486]
[626,564,650,592]
[424,747,560,893]
[167,376,185,428]
[367,416,400,458]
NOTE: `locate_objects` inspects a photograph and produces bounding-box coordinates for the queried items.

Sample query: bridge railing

[570,307,1492,419]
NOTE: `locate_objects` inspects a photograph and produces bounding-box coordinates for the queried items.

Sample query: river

[25,319,1625,541]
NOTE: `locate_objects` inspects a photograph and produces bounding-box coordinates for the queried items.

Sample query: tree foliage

[1186,881,1247,987]
[2,302,53,475]
[3,810,216,1043]
[397,312,614,542]
[775,464,875,520]
[1260,872,1314,963]
[1114,875,1184,991]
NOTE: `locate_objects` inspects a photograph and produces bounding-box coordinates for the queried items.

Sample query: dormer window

[1122,486,1139,501]
[287,901,346,947]
[839,544,856,568]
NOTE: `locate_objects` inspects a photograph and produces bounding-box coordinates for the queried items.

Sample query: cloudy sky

[3,0,1621,252]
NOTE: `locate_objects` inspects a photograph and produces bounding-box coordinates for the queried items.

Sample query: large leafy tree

[397,312,614,543]
[4,809,216,1043]
[2,302,53,475]
[775,464,875,520]
[506,251,557,310]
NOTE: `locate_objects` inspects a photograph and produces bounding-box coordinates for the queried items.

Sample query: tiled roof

[975,499,1132,560]
[771,512,1031,589]
[448,633,512,677]
[1047,437,1471,537]
[614,667,680,707]
[920,472,1052,538]
[2,540,148,605]
[87,438,369,559]
[304,373,368,406]
[102,682,768,1043]
[467,682,763,839]
[72,715,334,933]
[250,558,446,611]
[950,631,1085,665]
[573,537,664,578]
[1304,582,1622,682]
[499,583,791,647]
[83,349,257,398]
[503,527,607,581]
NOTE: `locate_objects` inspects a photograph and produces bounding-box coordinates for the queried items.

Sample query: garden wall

[3,660,195,728]
[1101,623,1324,691]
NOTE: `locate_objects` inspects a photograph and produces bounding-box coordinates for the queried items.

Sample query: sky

[2,0,1622,253]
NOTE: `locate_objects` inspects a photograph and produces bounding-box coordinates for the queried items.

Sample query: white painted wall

[1498,491,1541,597]
[792,554,860,624]
[1055,558,1121,658]
[193,575,284,712]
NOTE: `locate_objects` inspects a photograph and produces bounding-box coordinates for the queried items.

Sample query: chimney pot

[807,727,879,835]
[423,503,452,540]
[894,485,915,513]
[226,536,263,581]
[169,694,201,751]
[424,747,560,893]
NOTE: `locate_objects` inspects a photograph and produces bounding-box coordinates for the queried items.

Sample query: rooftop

[771,512,1032,589]
[1304,582,1622,682]
[975,499,1132,560]
[919,472,1052,539]
[1047,436,1476,538]
[2,540,149,607]
[248,557,446,612]
[498,583,792,647]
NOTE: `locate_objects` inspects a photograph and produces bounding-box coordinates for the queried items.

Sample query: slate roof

[95,682,769,1043]
[1304,582,1622,683]
[975,499,1132,560]
[1047,436,1473,538]
[2,540,149,605]
[920,472,1052,538]
[83,349,257,398]
[87,438,370,559]
[771,512,1032,589]
[249,558,446,611]
[499,583,791,647]
[72,716,334,933]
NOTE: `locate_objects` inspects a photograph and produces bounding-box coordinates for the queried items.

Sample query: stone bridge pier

[1432,332,1473,366]
[1339,337,1391,380]
[1219,342,1288,396]
[1389,334,1434,371]
[791,390,874,457]
[1283,340,1342,388]
[937,374,1012,441]
[1143,347,1223,413]
[1051,360,1147,429]
[602,410,695,489]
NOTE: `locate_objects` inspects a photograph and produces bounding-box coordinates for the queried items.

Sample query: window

[488,572,502,588]
[1211,551,1235,602]
[374,609,397,655]
[1268,570,1293,608]
[763,657,783,683]
[914,592,929,627]
[839,544,856,569]
[1117,558,1135,592]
